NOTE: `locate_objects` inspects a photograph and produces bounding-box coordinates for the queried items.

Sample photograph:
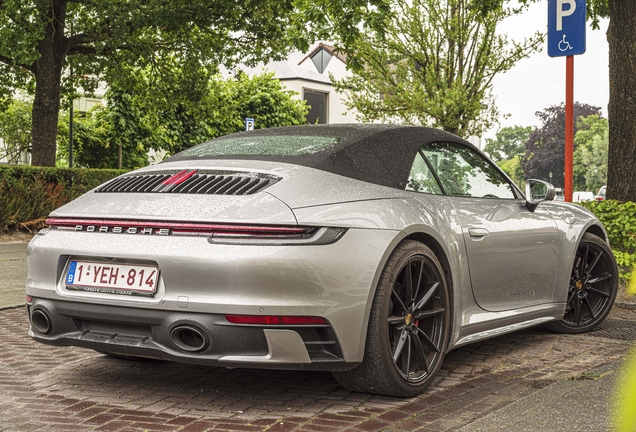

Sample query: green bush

[580,200,636,282]
[0,165,127,231]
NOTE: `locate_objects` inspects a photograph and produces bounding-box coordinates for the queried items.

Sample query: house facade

[252,43,358,125]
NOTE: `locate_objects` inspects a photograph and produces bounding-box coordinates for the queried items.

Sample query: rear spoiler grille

[96,170,280,195]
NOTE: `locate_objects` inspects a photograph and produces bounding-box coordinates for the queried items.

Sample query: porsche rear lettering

[74,225,171,236]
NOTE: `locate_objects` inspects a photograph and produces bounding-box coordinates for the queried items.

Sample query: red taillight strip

[45,217,309,235]
[225,315,328,325]
[161,169,198,185]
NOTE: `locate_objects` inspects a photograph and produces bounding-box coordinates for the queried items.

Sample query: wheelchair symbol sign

[547,0,586,57]
[558,35,573,52]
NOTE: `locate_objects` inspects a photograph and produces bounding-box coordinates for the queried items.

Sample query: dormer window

[311,49,333,74]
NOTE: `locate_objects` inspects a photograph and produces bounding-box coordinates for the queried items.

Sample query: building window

[304,90,328,124]
[310,49,333,74]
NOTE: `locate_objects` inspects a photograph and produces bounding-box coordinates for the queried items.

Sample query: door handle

[468,228,490,238]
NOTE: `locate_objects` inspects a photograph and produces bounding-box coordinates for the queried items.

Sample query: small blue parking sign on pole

[245,118,255,131]
[548,0,586,57]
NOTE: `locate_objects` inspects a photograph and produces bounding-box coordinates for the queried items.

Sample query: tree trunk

[606,0,636,202]
[30,1,67,167]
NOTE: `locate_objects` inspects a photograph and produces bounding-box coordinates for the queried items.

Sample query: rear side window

[406,152,443,195]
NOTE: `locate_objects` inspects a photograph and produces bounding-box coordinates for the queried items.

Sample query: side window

[423,142,515,199]
[406,152,443,194]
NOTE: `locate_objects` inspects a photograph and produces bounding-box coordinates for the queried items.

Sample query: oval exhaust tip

[31,309,52,335]
[169,325,208,353]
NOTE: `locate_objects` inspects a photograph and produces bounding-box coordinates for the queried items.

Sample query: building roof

[261,61,332,85]
[298,43,347,67]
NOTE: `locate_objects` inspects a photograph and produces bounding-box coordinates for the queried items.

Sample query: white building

[246,43,358,125]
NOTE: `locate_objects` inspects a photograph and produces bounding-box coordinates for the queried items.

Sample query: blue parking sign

[548,0,586,57]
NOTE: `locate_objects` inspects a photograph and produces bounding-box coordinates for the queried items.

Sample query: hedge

[0,165,127,232]
[580,200,636,282]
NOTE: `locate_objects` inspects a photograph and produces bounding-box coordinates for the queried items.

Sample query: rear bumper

[27,297,356,371]
[26,227,403,364]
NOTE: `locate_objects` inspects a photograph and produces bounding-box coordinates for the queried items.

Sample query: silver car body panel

[450,197,560,312]
[218,330,312,364]
[27,226,400,363]
[27,157,608,366]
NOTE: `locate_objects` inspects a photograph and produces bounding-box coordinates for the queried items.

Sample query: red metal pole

[564,55,574,202]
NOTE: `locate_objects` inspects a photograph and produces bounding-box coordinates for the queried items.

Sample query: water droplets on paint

[177,136,339,158]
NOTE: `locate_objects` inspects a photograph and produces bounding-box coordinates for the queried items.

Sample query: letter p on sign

[557,0,576,31]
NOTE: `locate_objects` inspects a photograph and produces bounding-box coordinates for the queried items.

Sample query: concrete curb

[0,303,25,311]
[615,301,636,311]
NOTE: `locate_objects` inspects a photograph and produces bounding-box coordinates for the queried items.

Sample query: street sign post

[245,118,255,131]
[547,0,586,203]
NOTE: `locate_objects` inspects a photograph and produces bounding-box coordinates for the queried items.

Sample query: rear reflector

[225,315,328,325]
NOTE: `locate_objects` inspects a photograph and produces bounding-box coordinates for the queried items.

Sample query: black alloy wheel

[333,240,450,397]
[547,233,618,334]
[388,253,446,383]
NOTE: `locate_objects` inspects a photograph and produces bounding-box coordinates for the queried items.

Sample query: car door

[419,142,560,312]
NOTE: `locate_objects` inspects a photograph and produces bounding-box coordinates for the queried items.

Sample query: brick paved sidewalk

[1,307,633,432]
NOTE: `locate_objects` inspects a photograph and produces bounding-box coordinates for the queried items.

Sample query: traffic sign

[245,118,255,131]
[547,0,586,57]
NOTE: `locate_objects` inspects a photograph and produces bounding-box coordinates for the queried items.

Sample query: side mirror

[525,179,556,212]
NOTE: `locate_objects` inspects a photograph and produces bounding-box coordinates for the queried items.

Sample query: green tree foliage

[573,115,608,193]
[496,155,525,190]
[220,72,310,139]
[0,98,32,164]
[57,97,152,170]
[162,71,310,154]
[521,103,601,188]
[484,125,532,162]
[331,0,542,137]
[0,0,298,166]
[56,72,308,168]
[290,0,391,55]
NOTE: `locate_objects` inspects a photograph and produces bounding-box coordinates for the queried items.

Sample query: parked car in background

[554,188,564,202]
[25,124,619,397]
[572,191,594,202]
[595,185,607,201]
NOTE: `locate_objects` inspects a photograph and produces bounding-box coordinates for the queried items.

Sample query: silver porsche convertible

[26,124,618,397]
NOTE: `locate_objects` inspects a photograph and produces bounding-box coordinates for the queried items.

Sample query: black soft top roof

[166,124,474,190]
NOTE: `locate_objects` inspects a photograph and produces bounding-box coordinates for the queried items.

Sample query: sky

[488,2,610,139]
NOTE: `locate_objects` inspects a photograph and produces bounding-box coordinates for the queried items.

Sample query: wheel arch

[355,227,457,362]
[403,232,455,335]
[334,233,454,395]
[584,223,609,244]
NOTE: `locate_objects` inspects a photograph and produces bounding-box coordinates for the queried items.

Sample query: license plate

[65,260,159,296]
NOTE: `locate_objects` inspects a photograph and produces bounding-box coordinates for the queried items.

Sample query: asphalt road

[1,240,635,431]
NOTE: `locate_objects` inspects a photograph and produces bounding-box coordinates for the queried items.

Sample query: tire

[333,240,450,397]
[546,233,618,334]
